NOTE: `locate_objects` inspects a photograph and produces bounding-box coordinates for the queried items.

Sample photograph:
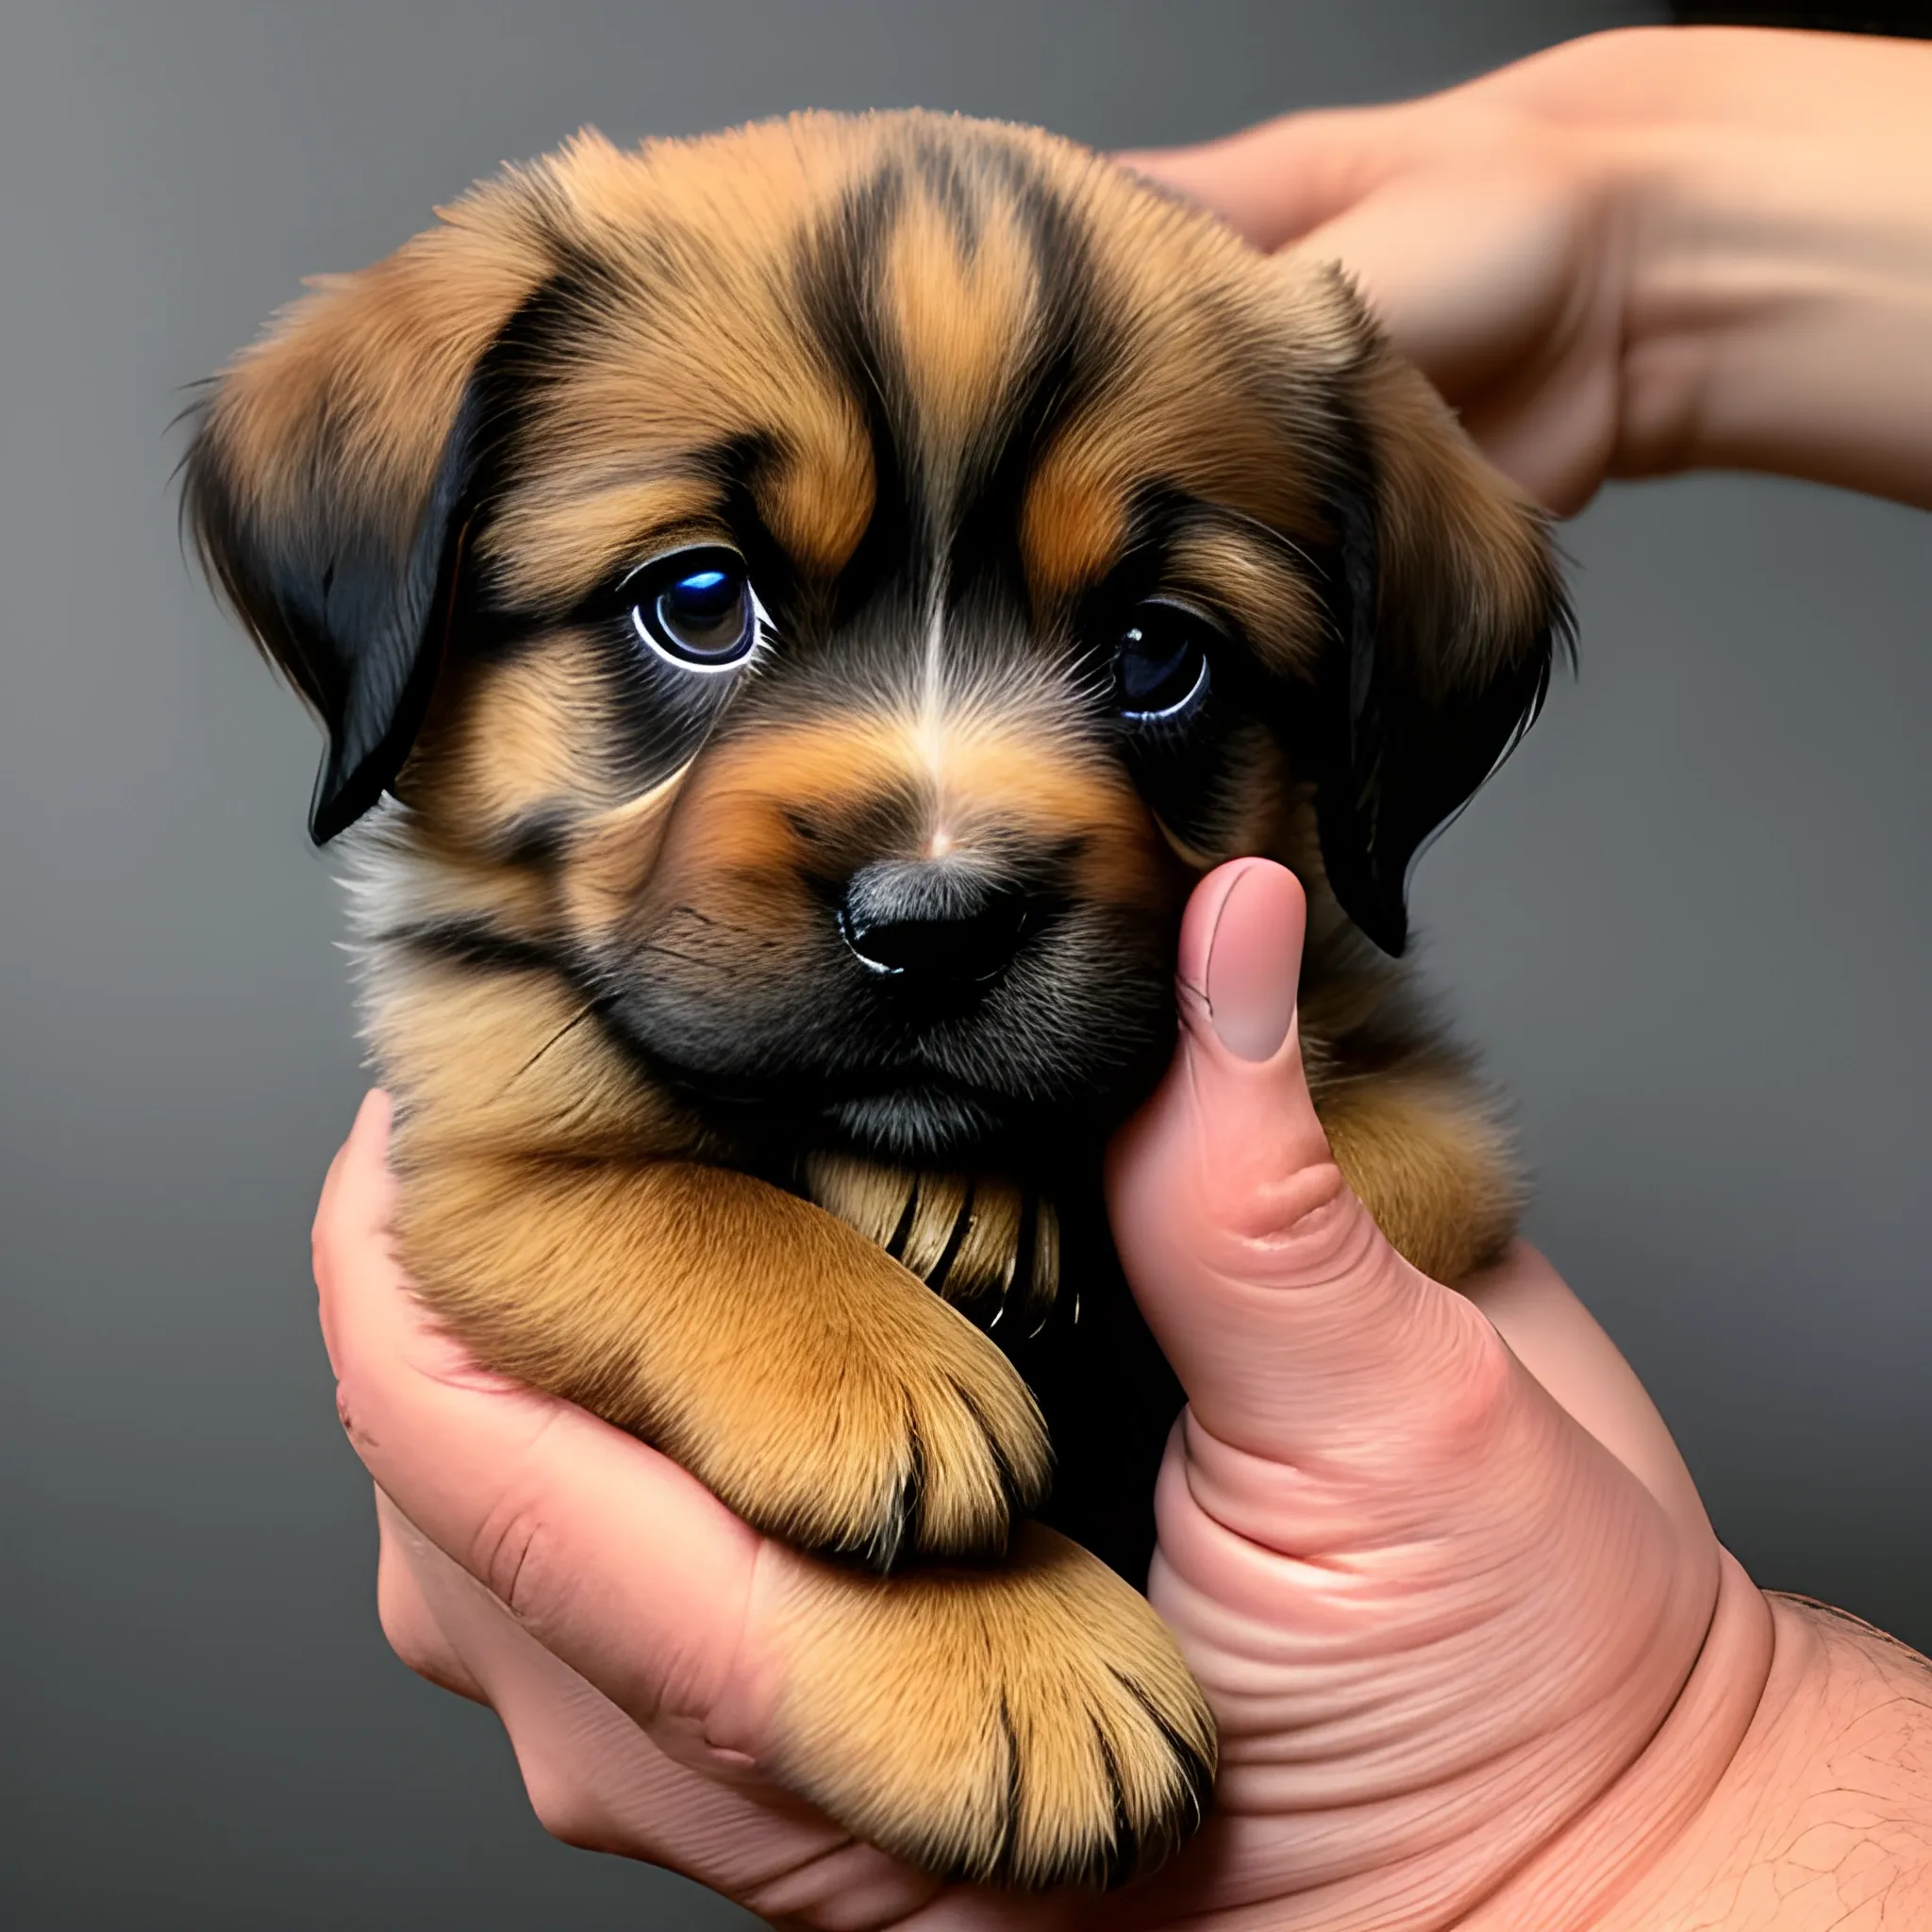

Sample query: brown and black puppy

[184,111,1566,1890]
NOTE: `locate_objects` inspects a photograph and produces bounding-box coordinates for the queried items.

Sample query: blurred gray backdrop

[4,2,1926,1926]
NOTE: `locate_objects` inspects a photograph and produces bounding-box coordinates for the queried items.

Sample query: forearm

[1544,28,1932,506]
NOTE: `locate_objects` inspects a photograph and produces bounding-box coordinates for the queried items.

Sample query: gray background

[3,1,1925,1926]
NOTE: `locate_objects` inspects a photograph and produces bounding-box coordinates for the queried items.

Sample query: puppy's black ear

[1304,272,1572,957]
[181,209,548,843]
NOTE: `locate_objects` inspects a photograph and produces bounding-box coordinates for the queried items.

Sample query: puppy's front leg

[396,1157,1052,1570]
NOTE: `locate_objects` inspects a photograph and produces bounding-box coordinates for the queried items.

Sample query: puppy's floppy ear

[182,202,548,843]
[1298,268,1572,958]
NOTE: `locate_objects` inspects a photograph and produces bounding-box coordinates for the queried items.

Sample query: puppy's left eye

[627,549,769,672]
[1116,601,1215,723]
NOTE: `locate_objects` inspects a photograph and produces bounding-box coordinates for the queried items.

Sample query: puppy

[184,111,1567,1890]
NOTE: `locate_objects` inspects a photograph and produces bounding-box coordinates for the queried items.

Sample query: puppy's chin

[823,1083,1010,1165]
[812,1055,1173,1173]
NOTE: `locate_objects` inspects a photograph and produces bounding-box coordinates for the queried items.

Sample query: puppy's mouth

[655,1055,1055,1165]
[628,1030,1162,1170]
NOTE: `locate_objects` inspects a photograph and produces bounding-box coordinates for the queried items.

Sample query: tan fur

[483,475,725,609]
[1163,523,1331,678]
[1318,1076,1521,1288]
[943,1177,1025,1312]
[412,635,627,831]
[398,1150,1051,1567]
[608,717,1178,997]
[771,1524,1213,1886]
[880,188,1037,469]
[803,1149,920,1247]
[193,108,1564,1889]
[1017,452,1129,601]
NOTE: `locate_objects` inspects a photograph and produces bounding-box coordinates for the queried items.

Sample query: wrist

[1524,27,1932,504]
[1594,1592,1932,1927]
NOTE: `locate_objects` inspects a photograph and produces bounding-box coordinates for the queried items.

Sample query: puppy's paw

[667,1262,1053,1572]
[403,1157,1046,1573]
[768,1524,1216,1888]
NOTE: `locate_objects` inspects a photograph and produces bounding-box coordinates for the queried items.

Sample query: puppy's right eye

[626,548,770,672]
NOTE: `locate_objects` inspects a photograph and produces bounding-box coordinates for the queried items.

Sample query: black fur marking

[1108,1668,1215,1874]
[922,1178,978,1289]
[948,1374,1045,1531]
[991,1694,1023,1885]
[389,915,574,982]
[1005,1201,1185,1586]
[495,806,576,869]
[791,160,918,633]
[789,137,1115,669]
[428,292,805,802]
[182,372,491,845]
[906,128,987,260]
[1304,399,1574,958]
[882,1182,921,1263]
[1090,1715,1137,1890]
[853,1412,918,1574]
[180,242,663,843]
[944,142,1120,625]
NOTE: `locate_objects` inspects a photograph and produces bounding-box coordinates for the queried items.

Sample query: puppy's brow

[1161,516,1330,675]
[484,475,727,606]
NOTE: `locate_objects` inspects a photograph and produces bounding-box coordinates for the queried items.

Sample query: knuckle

[468,1490,553,1626]
[1203,1156,1362,1270]
[520,1759,616,1852]
[374,1543,469,1692]
[332,1377,382,1458]
[1416,1311,1518,1449]
[333,1389,365,1455]
[375,1584,452,1684]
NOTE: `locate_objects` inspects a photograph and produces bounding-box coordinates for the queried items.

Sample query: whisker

[637,943,717,972]
[505,995,613,1088]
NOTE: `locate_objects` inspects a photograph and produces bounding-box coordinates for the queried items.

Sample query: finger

[373,1485,490,1704]
[313,1124,775,1768]
[375,1496,1032,1932]
[1280,156,1591,397]
[312,1089,392,1269]
[375,1492,907,1911]
[1118,104,1413,251]
[1106,858,1514,1477]
[313,1089,396,1379]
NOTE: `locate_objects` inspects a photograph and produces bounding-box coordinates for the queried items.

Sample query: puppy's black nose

[838,859,1035,986]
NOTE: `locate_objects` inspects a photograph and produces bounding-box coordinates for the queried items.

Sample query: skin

[314,26,1932,1929]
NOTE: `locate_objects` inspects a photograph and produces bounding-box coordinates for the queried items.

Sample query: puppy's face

[187,114,1564,1174]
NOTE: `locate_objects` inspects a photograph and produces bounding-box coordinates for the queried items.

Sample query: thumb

[1107,859,1506,1475]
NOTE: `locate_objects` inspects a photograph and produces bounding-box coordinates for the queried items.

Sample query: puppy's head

[185,114,1565,1174]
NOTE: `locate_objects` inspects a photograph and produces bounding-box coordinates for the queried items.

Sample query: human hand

[318,859,1932,1928]
[1123,26,1932,515]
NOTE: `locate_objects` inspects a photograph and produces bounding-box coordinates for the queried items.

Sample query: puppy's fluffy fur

[185,112,1567,1889]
